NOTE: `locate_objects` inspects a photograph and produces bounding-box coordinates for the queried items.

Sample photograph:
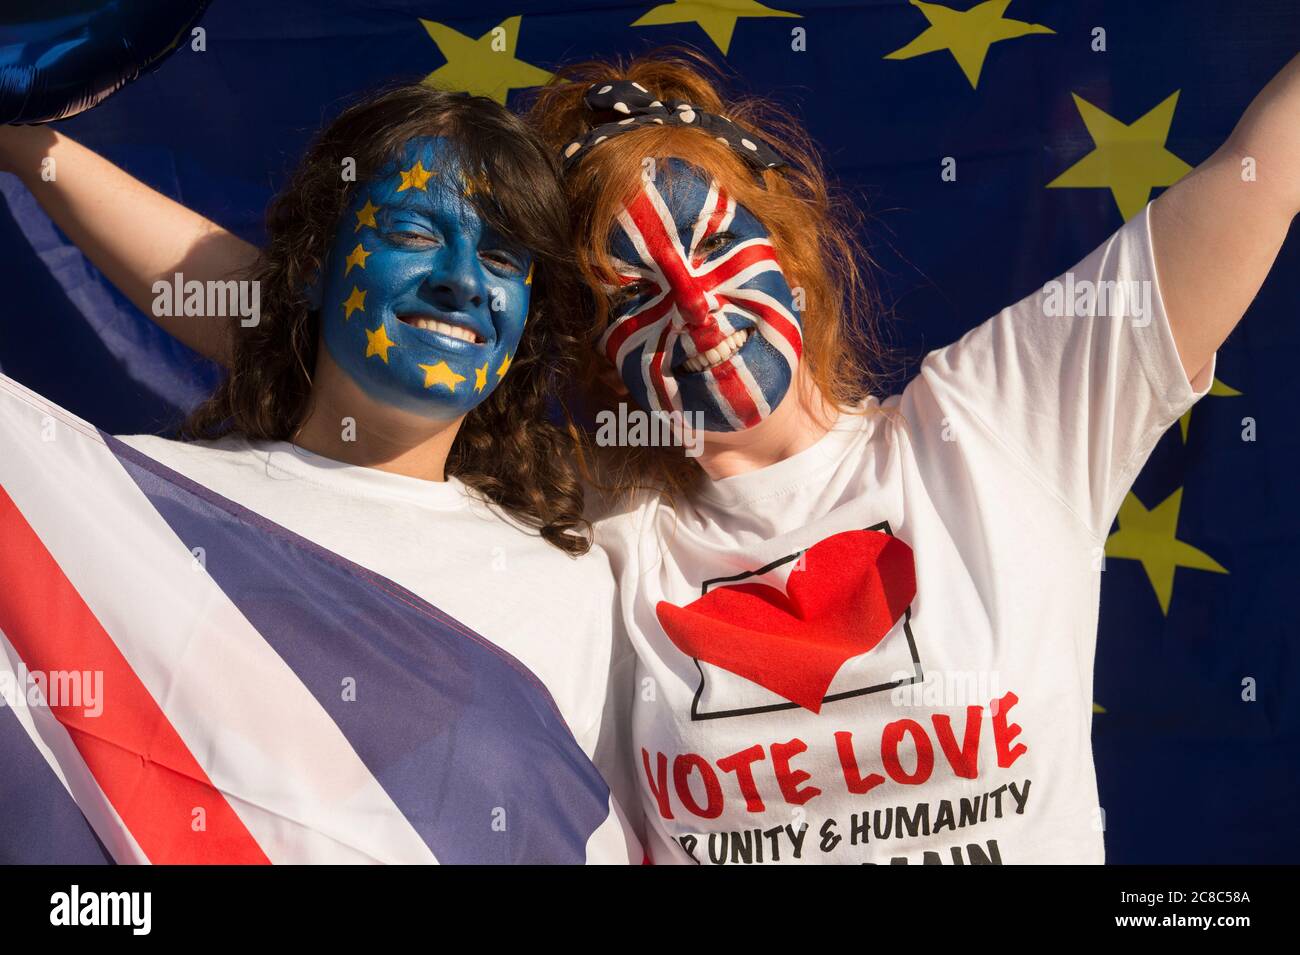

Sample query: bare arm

[0,124,256,365]
[1150,53,1300,383]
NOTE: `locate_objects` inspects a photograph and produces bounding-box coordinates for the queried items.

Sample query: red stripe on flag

[0,485,271,864]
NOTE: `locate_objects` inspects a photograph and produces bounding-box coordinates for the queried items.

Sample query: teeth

[681,328,752,374]
[409,318,481,344]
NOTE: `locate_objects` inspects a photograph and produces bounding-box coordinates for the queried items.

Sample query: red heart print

[655,529,916,714]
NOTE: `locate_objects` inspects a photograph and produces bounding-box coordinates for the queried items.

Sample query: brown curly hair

[182,84,593,554]
[525,49,895,500]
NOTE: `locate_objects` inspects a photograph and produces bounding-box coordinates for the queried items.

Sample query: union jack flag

[0,374,637,864]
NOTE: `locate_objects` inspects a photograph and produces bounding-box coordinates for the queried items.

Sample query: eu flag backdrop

[1,0,1297,862]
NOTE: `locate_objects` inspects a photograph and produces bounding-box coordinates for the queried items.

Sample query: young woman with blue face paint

[0,86,643,862]
[0,89,577,543]
[529,52,1299,864]
[310,135,532,428]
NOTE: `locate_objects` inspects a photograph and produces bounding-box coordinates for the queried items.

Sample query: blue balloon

[1,0,212,124]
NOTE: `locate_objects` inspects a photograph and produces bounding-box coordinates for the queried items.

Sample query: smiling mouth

[398,315,484,345]
[678,328,753,375]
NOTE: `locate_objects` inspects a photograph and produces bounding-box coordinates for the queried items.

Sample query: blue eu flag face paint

[318,136,534,420]
[599,159,803,433]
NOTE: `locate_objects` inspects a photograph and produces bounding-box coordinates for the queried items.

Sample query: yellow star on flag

[884,0,1054,89]
[1047,91,1193,221]
[355,199,379,232]
[342,287,366,321]
[419,361,467,392]
[473,361,490,393]
[397,160,435,193]
[1105,488,1227,615]
[344,242,371,276]
[632,0,800,56]
[495,352,513,380]
[419,16,553,105]
[365,324,397,363]
[1179,376,1241,442]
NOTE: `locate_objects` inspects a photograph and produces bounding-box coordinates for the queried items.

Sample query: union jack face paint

[599,159,803,433]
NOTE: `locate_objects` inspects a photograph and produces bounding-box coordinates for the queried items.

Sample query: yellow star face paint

[365,324,397,363]
[344,242,371,276]
[354,199,379,232]
[419,361,467,392]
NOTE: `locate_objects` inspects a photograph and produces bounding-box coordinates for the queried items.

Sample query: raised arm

[0,124,256,366]
[1150,53,1300,383]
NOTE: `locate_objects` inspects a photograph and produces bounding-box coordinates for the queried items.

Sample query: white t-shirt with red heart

[597,203,1216,865]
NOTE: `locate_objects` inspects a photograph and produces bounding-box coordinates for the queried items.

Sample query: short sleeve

[912,202,1215,537]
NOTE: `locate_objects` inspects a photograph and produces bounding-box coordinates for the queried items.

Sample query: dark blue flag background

[1,0,1296,862]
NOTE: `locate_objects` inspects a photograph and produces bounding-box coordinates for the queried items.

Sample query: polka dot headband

[560,80,787,173]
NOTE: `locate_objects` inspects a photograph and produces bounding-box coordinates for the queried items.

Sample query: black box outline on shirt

[685,521,924,722]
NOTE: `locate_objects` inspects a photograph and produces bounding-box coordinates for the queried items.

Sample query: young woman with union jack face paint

[531,55,888,497]
[600,158,804,434]
[527,50,1298,864]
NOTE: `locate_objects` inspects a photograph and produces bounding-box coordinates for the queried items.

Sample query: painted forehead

[610,157,767,268]
[364,135,484,220]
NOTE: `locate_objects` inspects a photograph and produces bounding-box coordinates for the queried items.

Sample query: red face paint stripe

[708,358,763,428]
[626,189,716,330]
[0,486,271,864]
[604,293,674,366]
[694,187,731,263]
[626,190,694,290]
[700,241,780,287]
[719,294,804,357]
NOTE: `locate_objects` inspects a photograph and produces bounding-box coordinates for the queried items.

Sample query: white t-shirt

[118,432,641,863]
[597,203,1215,865]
